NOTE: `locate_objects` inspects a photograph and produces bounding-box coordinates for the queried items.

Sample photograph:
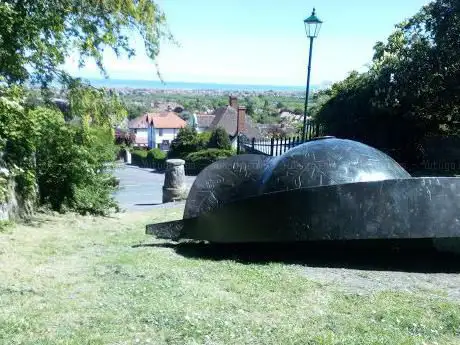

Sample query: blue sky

[63,0,430,86]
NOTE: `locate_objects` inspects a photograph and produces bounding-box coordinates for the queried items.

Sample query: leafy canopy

[0,0,171,86]
[316,0,460,170]
[208,127,232,150]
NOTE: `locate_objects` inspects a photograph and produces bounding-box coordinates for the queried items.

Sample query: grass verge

[0,208,459,345]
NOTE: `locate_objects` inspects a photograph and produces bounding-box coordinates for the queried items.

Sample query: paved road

[113,164,196,212]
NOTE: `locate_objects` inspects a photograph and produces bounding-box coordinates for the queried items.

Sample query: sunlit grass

[0,208,459,345]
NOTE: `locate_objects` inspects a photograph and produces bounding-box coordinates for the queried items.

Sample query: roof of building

[196,114,215,128]
[128,112,186,129]
[152,101,184,113]
[209,106,262,139]
[258,123,298,137]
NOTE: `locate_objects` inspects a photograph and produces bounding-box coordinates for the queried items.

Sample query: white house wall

[130,127,183,149]
[135,128,148,145]
[154,128,178,147]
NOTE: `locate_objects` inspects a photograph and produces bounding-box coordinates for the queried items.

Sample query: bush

[208,127,231,150]
[147,148,167,170]
[115,129,135,146]
[32,108,118,215]
[130,148,167,170]
[147,148,166,161]
[197,131,212,150]
[185,148,234,175]
[131,149,149,167]
[168,126,200,160]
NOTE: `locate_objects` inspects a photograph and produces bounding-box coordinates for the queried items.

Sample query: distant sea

[86,78,308,92]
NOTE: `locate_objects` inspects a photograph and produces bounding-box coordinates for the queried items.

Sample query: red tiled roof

[129,112,186,129]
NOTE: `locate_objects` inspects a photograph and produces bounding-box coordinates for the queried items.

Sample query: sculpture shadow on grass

[133,240,460,273]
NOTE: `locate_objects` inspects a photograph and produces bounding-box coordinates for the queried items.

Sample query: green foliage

[0,0,171,86]
[131,148,166,170]
[33,107,118,215]
[147,148,167,170]
[124,102,151,120]
[168,126,200,160]
[0,82,124,216]
[185,148,234,175]
[0,0,173,217]
[197,131,212,150]
[132,149,148,159]
[117,92,306,126]
[316,0,460,171]
[147,148,166,161]
[0,84,36,201]
[207,127,232,150]
[67,79,127,128]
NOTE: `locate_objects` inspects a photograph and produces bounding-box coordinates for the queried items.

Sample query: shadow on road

[133,240,460,273]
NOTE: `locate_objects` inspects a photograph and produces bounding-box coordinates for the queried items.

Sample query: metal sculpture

[146,137,460,246]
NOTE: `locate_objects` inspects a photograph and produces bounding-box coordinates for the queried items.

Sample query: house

[195,114,215,133]
[208,96,262,149]
[258,123,297,138]
[280,111,305,123]
[151,101,184,113]
[128,112,186,150]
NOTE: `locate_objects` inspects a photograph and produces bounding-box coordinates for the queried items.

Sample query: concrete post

[124,150,132,164]
[162,159,186,203]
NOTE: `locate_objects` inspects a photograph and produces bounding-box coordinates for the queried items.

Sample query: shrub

[197,131,212,150]
[208,127,231,150]
[168,126,200,160]
[147,148,166,161]
[32,108,118,215]
[147,148,167,170]
[185,148,234,175]
[131,149,149,167]
[132,149,148,158]
[115,129,135,146]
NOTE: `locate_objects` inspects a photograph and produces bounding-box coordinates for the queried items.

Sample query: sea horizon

[84,78,315,92]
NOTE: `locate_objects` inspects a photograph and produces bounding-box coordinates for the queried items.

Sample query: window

[157,144,161,149]
[159,128,163,136]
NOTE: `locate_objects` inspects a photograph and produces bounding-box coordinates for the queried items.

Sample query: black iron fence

[239,123,325,156]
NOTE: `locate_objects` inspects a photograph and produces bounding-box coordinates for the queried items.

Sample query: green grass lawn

[0,207,459,345]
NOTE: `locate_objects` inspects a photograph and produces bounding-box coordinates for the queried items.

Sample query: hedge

[130,148,166,171]
[185,148,234,175]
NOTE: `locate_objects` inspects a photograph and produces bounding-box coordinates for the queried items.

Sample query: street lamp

[302,8,323,141]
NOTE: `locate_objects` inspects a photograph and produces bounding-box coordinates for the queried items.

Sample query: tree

[208,127,231,150]
[124,102,151,120]
[0,0,172,216]
[293,107,304,115]
[168,126,200,160]
[0,0,171,86]
[316,0,460,171]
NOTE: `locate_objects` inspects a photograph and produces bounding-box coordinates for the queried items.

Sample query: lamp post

[302,8,323,141]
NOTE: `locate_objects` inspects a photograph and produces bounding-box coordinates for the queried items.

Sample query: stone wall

[0,155,34,222]
[0,161,19,221]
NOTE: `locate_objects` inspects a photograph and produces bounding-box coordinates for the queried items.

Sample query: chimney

[237,106,246,134]
[229,95,238,110]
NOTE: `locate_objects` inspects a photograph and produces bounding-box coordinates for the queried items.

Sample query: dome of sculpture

[183,154,273,219]
[259,137,411,194]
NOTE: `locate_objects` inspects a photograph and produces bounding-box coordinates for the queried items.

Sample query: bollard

[124,150,132,164]
[162,159,186,203]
